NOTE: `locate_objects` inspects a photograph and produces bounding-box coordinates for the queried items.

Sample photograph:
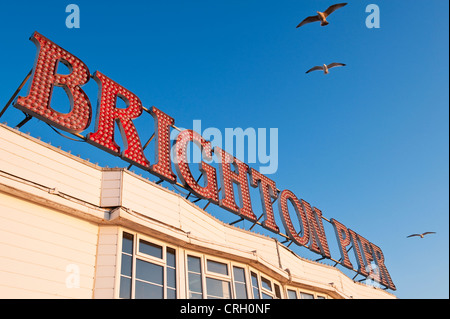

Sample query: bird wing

[296,15,321,28]
[407,234,420,238]
[306,66,324,73]
[423,232,436,236]
[324,3,348,17]
[327,63,346,69]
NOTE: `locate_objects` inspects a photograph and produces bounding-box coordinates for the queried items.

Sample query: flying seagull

[407,232,436,239]
[306,63,346,74]
[296,3,348,28]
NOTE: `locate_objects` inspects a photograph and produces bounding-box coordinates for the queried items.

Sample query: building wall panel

[0,127,102,205]
[0,192,99,298]
[121,172,181,229]
[93,226,120,299]
[100,171,122,207]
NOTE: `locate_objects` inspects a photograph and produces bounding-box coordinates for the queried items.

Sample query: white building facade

[0,123,396,299]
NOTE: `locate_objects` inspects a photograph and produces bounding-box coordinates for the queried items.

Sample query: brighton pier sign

[5,32,395,290]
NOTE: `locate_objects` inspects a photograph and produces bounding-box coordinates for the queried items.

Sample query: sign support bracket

[229,217,244,226]
[0,69,33,119]
[15,112,33,129]
[186,173,203,200]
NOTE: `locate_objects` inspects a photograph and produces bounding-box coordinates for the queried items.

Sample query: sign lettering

[8,31,396,290]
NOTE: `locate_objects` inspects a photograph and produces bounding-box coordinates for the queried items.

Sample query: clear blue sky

[0,0,448,299]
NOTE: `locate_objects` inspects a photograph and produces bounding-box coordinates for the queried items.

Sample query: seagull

[306,63,346,74]
[296,3,348,28]
[407,232,436,239]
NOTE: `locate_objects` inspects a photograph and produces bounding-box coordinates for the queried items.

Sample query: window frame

[232,265,251,299]
[204,258,232,299]
[248,268,282,299]
[136,235,165,262]
[299,291,315,299]
[185,251,255,299]
[286,288,298,299]
[185,251,205,299]
[285,286,330,300]
[116,230,332,300]
[117,230,178,299]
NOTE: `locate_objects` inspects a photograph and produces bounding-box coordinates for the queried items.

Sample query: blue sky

[0,1,448,298]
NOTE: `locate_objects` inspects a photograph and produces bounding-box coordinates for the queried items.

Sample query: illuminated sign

[6,31,396,290]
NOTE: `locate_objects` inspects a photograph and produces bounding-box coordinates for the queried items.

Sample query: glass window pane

[188,256,201,273]
[300,292,314,299]
[167,267,176,288]
[262,292,273,299]
[253,288,260,299]
[261,277,272,291]
[287,289,298,299]
[136,259,163,285]
[206,277,231,299]
[135,280,163,299]
[207,260,228,275]
[119,276,131,299]
[251,272,259,288]
[189,292,203,299]
[251,272,260,299]
[317,296,326,299]
[235,282,248,299]
[139,239,162,259]
[122,232,133,254]
[233,267,248,299]
[166,247,176,267]
[167,288,176,299]
[188,273,202,293]
[274,284,282,299]
[233,267,245,283]
[120,254,132,277]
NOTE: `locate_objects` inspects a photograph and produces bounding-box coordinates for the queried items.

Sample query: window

[118,232,177,299]
[207,260,228,275]
[250,272,260,299]
[187,254,252,299]
[300,292,315,299]
[166,248,177,298]
[187,255,233,299]
[139,239,162,258]
[119,232,133,299]
[261,276,273,299]
[261,276,272,291]
[287,289,298,299]
[205,259,231,299]
[274,283,282,299]
[135,259,163,298]
[233,267,248,299]
[187,255,203,299]
[287,287,329,300]
[249,271,281,299]
[118,232,332,299]
[206,277,231,299]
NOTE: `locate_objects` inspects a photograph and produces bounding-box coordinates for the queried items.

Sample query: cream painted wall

[0,192,99,298]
